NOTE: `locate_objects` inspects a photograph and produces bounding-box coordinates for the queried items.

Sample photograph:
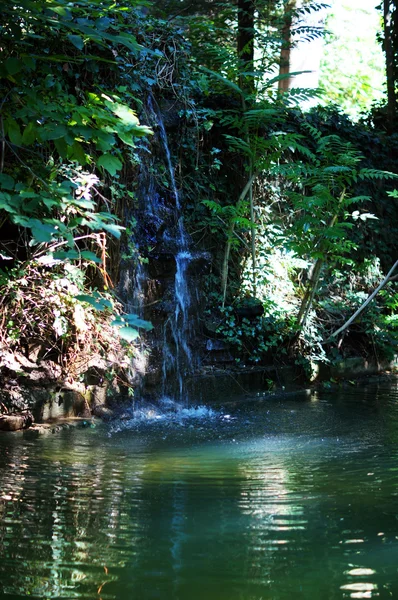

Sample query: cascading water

[142,97,194,404]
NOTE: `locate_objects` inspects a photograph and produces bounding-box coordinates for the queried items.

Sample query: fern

[358,169,398,181]
[224,135,253,157]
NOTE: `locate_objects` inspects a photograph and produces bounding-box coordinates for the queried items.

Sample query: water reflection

[1,383,398,598]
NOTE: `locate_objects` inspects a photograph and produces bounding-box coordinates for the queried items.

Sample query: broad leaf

[97,153,123,176]
[68,34,84,50]
[75,294,112,311]
[22,122,36,146]
[7,118,22,146]
[0,174,15,190]
[117,326,139,341]
[6,58,23,76]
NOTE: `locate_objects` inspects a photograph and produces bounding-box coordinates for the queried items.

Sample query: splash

[108,397,218,435]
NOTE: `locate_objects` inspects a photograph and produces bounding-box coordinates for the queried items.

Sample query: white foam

[108,398,218,435]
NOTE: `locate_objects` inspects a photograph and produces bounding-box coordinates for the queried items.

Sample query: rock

[0,411,34,432]
[204,338,234,364]
[148,253,176,279]
[23,422,72,438]
[187,252,212,276]
[23,424,51,438]
[144,367,162,388]
[206,339,228,351]
[92,405,114,420]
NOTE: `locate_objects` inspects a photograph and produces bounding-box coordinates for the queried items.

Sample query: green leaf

[115,33,141,53]
[22,122,36,146]
[111,314,153,331]
[266,70,311,88]
[54,138,68,159]
[69,141,88,165]
[118,124,152,146]
[48,5,71,16]
[0,174,15,191]
[53,250,80,261]
[199,67,243,95]
[6,58,23,76]
[116,129,135,147]
[96,131,115,152]
[27,219,58,243]
[40,125,68,141]
[7,119,22,146]
[124,313,153,330]
[80,250,102,263]
[0,191,16,213]
[75,294,112,311]
[111,103,140,126]
[68,34,84,50]
[117,326,140,341]
[100,222,124,238]
[21,55,36,70]
[97,153,122,176]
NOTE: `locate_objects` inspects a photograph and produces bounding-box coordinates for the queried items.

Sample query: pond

[1,382,398,599]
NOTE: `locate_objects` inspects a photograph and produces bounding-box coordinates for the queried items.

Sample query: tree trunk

[221,174,257,307]
[296,188,346,331]
[238,0,255,94]
[384,0,396,129]
[278,0,296,93]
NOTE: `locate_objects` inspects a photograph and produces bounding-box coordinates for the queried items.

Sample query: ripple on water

[1,383,398,598]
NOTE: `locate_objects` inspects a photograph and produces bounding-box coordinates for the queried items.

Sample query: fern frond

[243,108,279,128]
[302,122,322,142]
[358,169,398,181]
[224,134,253,157]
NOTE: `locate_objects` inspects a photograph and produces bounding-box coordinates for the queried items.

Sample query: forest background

[1,0,398,401]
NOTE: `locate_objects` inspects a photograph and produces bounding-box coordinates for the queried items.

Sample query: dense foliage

[1,0,398,395]
[0,0,154,386]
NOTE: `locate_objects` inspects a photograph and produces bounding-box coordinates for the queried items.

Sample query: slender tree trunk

[221,174,257,307]
[238,0,255,94]
[384,0,396,129]
[237,1,256,294]
[296,188,346,331]
[248,164,256,297]
[278,0,296,93]
[296,258,322,328]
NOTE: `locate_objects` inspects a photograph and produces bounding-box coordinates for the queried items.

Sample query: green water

[1,384,398,599]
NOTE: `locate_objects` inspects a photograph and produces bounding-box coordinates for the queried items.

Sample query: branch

[216,216,250,250]
[325,259,398,343]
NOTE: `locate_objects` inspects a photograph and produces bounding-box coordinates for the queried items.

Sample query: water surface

[1,382,398,599]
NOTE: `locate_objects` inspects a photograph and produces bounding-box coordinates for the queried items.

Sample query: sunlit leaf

[117,326,140,341]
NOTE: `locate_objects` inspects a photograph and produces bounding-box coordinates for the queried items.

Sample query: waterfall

[141,97,194,403]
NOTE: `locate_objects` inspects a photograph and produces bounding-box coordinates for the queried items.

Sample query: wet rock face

[147,253,176,279]
[204,339,234,364]
[0,411,34,431]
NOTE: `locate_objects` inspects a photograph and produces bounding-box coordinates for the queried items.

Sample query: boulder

[0,411,34,432]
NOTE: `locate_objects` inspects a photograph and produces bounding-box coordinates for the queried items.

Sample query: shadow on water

[1,381,398,598]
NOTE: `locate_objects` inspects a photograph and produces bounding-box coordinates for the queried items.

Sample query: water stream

[1,382,398,599]
[141,97,194,404]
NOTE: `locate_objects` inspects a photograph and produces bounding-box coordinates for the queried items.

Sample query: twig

[33,234,97,259]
